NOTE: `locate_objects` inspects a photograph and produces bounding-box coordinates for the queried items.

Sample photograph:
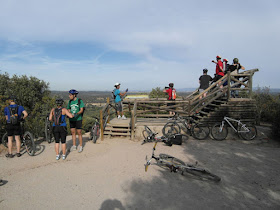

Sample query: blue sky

[0,0,279,91]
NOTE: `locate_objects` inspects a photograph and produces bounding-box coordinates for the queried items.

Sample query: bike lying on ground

[142,125,188,145]
[89,117,100,143]
[211,116,257,141]
[2,121,36,156]
[144,140,221,182]
[162,113,210,140]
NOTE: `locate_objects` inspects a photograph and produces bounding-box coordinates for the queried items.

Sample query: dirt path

[0,128,280,210]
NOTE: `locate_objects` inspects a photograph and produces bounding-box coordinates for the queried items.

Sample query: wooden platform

[104,118,134,138]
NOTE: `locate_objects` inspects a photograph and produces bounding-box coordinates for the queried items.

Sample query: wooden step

[199,111,209,115]
[104,132,131,136]
[105,127,131,132]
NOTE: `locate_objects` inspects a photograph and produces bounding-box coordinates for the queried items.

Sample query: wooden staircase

[103,118,135,138]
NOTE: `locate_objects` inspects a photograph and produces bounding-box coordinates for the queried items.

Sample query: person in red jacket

[163,83,176,115]
[212,55,224,88]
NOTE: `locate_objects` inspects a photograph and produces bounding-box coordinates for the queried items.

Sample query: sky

[0,0,279,91]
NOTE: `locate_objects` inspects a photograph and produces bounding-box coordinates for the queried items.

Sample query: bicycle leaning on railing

[144,140,221,182]
[2,120,36,156]
[211,116,257,141]
[162,113,210,140]
[88,117,100,143]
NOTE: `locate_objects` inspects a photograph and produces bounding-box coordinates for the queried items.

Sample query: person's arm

[49,108,54,121]
[4,107,8,121]
[240,64,245,70]
[63,108,74,118]
[22,110,28,120]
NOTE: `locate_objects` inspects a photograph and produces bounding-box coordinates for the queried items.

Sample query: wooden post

[107,97,110,123]
[100,109,104,141]
[227,73,231,100]
[131,110,135,140]
[249,74,253,98]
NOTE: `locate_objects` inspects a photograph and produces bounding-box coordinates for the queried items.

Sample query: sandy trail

[0,128,280,210]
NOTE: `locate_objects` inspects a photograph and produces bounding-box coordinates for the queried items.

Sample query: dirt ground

[0,126,280,210]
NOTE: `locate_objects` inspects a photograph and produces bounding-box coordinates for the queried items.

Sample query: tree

[149,87,167,98]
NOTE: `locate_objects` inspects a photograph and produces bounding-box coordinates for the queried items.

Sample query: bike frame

[221,117,249,133]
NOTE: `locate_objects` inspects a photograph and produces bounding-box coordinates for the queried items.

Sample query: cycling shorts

[53,126,67,144]
[69,120,83,129]
[6,123,21,136]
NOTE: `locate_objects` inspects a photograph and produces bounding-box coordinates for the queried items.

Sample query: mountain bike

[162,113,210,140]
[2,121,36,156]
[44,115,54,143]
[211,116,257,141]
[89,117,100,143]
[145,141,221,182]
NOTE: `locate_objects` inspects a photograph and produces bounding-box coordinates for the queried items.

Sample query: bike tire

[162,122,181,137]
[211,123,228,141]
[158,153,186,171]
[45,120,53,143]
[2,133,8,148]
[238,125,257,140]
[192,124,210,140]
[92,123,100,144]
[23,131,36,156]
[89,124,94,140]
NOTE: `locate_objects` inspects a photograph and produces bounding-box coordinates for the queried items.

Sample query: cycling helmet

[55,98,64,106]
[223,58,228,62]
[169,83,174,88]
[69,89,79,95]
[8,95,17,102]
[114,82,121,87]
[216,55,221,59]
[233,58,239,64]
[203,68,208,73]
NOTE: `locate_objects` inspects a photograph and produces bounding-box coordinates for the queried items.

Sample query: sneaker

[122,115,127,120]
[117,115,121,119]
[62,155,66,160]
[78,146,83,153]
[5,153,15,158]
[16,153,22,157]
[70,145,77,151]
[56,155,60,160]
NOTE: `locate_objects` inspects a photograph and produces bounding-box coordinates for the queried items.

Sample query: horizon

[1,1,280,90]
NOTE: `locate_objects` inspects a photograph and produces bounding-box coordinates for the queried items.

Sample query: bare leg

[62,143,66,155]
[55,143,59,155]
[71,128,76,146]
[8,136,13,154]
[76,129,83,147]
[15,135,21,154]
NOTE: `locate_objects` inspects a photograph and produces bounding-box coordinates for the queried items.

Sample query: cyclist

[67,89,85,153]
[199,69,213,99]
[4,96,28,158]
[113,83,128,119]
[212,55,224,88]
[163,83,176,115]
[49,98,74,160]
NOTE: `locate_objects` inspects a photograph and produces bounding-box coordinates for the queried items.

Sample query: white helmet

[114,82,121,87]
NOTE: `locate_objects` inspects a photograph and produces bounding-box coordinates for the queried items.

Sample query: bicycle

[211,116,257,141]
[89,117,100,143]
[2,121,36,156]
[44,115,54,143]
[162,113,210,140]
[144,141,221,182]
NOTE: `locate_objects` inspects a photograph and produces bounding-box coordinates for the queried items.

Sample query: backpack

[68,98,85,116]
[164,134,182,146]
[53,108,63,126]
[171,88,176,100]
[9,106,19,125]
[112,89,116,100]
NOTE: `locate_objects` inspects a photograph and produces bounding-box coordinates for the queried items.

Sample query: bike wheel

[238,125,257,140]
[183,166,221,182]
[93,124,100,144]
[158,153,186,171]
[89,125,94,140]
[192,124,210,140]
[45,121,53,143]
[162,122,181,137]
[2,133,8,148]
[211,123,228,140]
[23,131,36,156]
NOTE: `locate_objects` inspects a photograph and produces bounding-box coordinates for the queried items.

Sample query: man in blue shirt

[114,83,128,119]
[4,96,28,158]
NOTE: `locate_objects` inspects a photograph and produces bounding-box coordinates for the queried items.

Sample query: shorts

[69,120,83,129]
[213,74,223,82]
[115,101,123,112]
[53,126,67,143]
[6,123,21,136]
[167,100,175,110]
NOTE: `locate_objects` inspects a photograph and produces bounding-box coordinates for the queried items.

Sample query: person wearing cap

[114,83,128,119]
[199,69,213,99]
[228,58,245,97]
[4,96,28,158]
[163,83,176,115]
[49,98,74,160]
[67,89,85,152]
[212,55,224,88]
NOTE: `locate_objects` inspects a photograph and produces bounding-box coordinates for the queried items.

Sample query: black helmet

[8,95,17,102]
[169,83,174,88]
[233,58,239,64]
[203,68,208,73]
[55,98,64,106]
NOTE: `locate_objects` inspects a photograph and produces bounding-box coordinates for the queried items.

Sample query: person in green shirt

[67,89,85,153]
